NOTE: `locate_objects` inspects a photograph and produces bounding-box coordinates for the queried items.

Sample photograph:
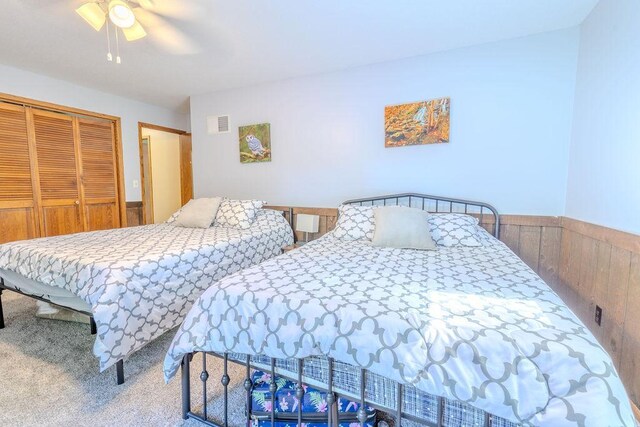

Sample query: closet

[0,95,125,244]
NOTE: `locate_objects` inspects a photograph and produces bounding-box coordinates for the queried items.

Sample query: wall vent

[207,115,230,134]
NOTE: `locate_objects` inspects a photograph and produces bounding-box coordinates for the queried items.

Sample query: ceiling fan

[76,0,199,62]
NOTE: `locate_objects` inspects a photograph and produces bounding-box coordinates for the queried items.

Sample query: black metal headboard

[342,193,500,238]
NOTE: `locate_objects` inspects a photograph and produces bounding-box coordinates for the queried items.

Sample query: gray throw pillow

[174,197,222,228]
[372,206,436,250]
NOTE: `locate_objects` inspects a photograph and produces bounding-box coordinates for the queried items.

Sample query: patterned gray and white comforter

[163,229,635,426]
[0,209,293,371]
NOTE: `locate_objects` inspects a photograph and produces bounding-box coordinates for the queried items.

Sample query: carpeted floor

[0,292,247,426]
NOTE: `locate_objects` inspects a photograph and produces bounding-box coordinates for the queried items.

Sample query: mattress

[164,228,635,426]
[0,268,90,313]
[0,209,293,371]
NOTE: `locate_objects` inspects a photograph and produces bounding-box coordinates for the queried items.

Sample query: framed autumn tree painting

[385,97,450,147]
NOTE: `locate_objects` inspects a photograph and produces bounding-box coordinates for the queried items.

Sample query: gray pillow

[174,197,222,228]
[372,206,436,250]
[428,213,482,247]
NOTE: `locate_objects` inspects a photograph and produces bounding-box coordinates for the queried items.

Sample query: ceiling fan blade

[136,0,154,10]
[122,20,146,41]
[76,2,106,31]
[137,0,203,20]
[134,8,200,54]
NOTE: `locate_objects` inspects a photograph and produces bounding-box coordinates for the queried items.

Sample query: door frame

[137,122,190,225]
[140,135,155,224]
[0,92,126,228]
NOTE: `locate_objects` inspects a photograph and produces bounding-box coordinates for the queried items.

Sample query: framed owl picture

[238,123,271,163]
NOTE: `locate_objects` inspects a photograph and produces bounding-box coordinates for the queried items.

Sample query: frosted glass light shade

[296,214,320,233]
[108,0,136,29]
[76,2,106,31]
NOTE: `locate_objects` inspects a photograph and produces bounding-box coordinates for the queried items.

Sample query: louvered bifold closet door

[31,109,84,237]
[77,118,120,231]
[0,104,39,243]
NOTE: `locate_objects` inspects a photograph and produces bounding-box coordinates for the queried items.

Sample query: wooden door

[179,133,193,205]
[77,118,120,231]
[31,109,84,237]
[0,104,39,244]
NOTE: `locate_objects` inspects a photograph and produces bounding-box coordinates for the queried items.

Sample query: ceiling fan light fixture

[76,2,106,31]
[108,0,136,29]
[122,20,147,41]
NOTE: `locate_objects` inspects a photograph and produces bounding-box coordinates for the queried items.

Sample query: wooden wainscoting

[266,206,338,243]
[558,217,640,409]
[125,201,143,227]
[480,215,563,285]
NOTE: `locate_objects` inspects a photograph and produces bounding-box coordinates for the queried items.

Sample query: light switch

[133,180,139,188]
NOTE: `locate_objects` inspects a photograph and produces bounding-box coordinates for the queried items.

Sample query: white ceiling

[0,0,599,110]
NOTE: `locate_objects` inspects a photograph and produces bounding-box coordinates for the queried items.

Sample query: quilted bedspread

[163,229,634,426]
[0,209,293,371]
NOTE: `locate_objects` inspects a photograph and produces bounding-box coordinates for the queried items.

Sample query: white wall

[0,63,188,201]
[565,0,640,234]
[190,29,580,215]
[144,129,182,223]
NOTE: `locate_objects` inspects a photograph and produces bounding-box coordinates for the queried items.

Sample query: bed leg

[0,289,4,330]
[116,360,125,385]
[181,353,191,419]
[89,317,96,335]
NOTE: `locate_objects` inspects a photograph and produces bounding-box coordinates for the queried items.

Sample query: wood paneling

[554,217,640,411]
[621,254,640,408]
[539,226,562,285]
[85,203,118,231]
[180,134,193,205]
[126,201,143,227]
[42,205,83,237]
[0,207,37,243]
[266,206,339,243]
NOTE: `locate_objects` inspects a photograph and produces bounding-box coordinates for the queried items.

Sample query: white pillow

[332,205,375,241]
[428,213,482,247]
[166,209,182,224]
[214,199,265,229]
[174,197,222,228]
[372,206,436,250]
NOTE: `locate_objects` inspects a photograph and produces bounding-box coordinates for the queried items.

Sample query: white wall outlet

[133,180,139,188]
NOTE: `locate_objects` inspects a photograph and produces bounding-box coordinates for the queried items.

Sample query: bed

[0,207,294,384]
[163,194,635,427]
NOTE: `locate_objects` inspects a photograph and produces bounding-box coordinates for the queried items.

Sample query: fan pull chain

[115,27,121,64]
[106,21,113,62]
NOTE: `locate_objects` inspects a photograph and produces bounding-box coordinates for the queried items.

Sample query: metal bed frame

[0,278,126,384]
[0,208,296,387]
[180,194,505,427]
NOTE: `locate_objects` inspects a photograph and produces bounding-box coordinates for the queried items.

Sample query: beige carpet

[0,292,247,427]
